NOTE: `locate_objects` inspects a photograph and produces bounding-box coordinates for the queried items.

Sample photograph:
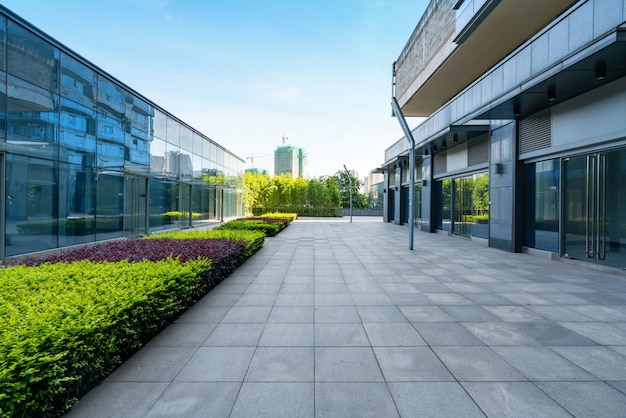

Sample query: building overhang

[399,0,577,116]
[475,28,626,120]
[418,124,490,155]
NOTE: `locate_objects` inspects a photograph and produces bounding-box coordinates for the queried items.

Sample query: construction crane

[246,153,272,165]
[268,131,289,145]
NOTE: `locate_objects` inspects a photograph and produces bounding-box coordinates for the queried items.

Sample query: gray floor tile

[315,306,361,323]
[258,323,314,346]
[347,283,384,293]
[314,323,370,346]
[221,306,272,323]
[537,382,626,418]
[433,346,526,382]
[492,346,596,381]
[387,292,433,305]
[105,346,197,382]
[374,347,455,382]
[424,292,473,305]
[268,306,314,323]
[174,306,229,323]
[441,305,501,322]
[388,382,485,418]
[550,346,626,380]
[245,347,314,382]
[511,322,597,345]
[315,383,399,418]
[398,306,453,322]
[145,382,240,418]
[315,347,384,382]
[463,322,540,345]
[274,293,315,306]
[315,283,350,293]
[357,306,408,323]
[484,305,547,322]
[230,382,314,418]
[558,321,626,345]
[462,382,571,417]
[413,323,484,346]
[202,323,265,346]
[66,382,169,417]
[175,347,255,381]
[315,293,354,306]
[233,293,277,307]
[194,292,241,307]
[363,322,426,347]
[145,322,217,347]
[351,293,395,305]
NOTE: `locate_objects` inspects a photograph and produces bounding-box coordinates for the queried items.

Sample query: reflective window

[179,150,193,181]
[166,119,180,147]
[58,163,96,246]
[6,155,58,256]
[0,16,6,71]
[96,77,125,169]
[7,75,58,159]
[8,21,58,92]
[60,98,96,165]
[149,136,168,176]
[124,94,151,170]
[192,132,203,155]
[180,126,192,152]
[0,71,6,139]
[60,53,96,108]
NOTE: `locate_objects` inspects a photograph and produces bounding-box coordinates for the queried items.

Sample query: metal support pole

[391,97,415,250]
[343,164,353,223]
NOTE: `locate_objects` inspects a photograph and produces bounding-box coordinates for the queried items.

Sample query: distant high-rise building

[274,145,307,177]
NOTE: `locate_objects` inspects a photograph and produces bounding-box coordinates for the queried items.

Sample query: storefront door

[562,149,626,268]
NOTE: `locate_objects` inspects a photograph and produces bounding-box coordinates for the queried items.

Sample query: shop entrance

[562,149,626,268]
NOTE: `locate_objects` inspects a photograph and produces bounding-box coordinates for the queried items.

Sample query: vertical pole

[343,164,353,223]
[391,97,415,250]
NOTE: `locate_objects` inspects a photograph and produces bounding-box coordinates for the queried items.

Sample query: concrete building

[0,5,245,261]
[381,0,626,270]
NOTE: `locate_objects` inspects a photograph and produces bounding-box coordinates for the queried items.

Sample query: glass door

[124,175,147,236]
[562,149,626,268]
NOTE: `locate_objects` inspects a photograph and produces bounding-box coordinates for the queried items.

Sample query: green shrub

[260,212,298,223]
[149,229,265,259]
[217,219,282,237]
[0,258,211,417]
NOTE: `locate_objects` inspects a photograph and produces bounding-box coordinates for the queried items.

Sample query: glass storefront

[562,148,626,269]
[524,159,559,252]
[525,149,626,269]
[0,13,245,259]
[436,173,489,239]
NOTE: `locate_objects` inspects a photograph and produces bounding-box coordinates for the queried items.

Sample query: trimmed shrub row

[0,258,211,417]
[0,215,294,417]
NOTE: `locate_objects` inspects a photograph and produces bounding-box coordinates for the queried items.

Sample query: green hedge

[150,229,265,259]
[216,219,283,237]
[260,212,298,223]
[0,259,211,417]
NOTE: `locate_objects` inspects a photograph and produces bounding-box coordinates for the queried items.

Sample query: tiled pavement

[67,217,626,417]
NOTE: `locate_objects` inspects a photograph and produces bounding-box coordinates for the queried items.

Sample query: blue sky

[2,0,428,178]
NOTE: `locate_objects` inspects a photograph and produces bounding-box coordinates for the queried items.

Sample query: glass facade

[0,11,244,259]
[524,159,560,252]
[436,172,489,239]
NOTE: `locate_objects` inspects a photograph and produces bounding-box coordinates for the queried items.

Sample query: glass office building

[0,6,245,260]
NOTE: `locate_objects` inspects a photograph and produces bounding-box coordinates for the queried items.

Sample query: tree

[334,170,368,209]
